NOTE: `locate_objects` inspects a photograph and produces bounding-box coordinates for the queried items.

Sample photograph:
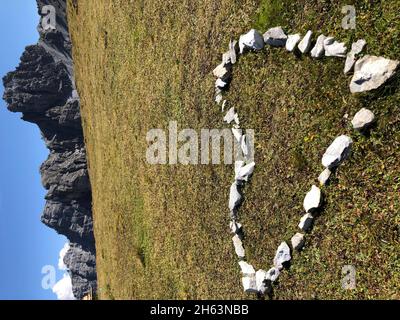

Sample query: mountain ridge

[2,0,97,299]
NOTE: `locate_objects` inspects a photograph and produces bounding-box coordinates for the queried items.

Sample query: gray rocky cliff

[2,0,96,299]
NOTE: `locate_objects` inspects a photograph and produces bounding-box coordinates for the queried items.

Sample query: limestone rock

[286,34,301,52]
[298,213,314,232]
[229,221,243,234]
[291,233,305,251]
[273,242,291,270]
[255,269,268,294]
[263,26,287,47]
[318,168,332,186]
[266,267,280,282]
[324,38,347,57]
[303,185,322,213]
[310,34,326,58]
[239,29,265,54]
[351,108,375,130]
[239,261,256,274]
[235,161,255,182]
[344,39,366,74]
[322,135,353,169]
[232,235,245,258]
[350,55,399,93]
[242,275,258,293]
[298,30,313,54]
[229,182,242,213]
[223,107,239,124]
[215,78,228,89]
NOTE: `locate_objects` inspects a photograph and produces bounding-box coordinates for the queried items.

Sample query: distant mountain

[2,0,97,300]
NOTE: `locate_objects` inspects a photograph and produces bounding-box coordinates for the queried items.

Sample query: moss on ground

[68,0,400,299]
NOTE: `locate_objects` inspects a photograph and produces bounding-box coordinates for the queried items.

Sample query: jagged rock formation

[2,0,96,299]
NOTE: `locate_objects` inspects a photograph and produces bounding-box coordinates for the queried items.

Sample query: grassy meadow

[67,0,400,299]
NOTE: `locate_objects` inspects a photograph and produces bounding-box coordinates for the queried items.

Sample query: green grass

[68,0,400,299]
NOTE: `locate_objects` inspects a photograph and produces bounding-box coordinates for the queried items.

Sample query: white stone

[235,161,255,182]
[223,107,237,124]
[318,168,331,186]
[351,108,375,130]
[310,34,326,58]
[350,55,399,93]
[241,134,249,157]
[344,39,366,74]
[232,235,245,258]
[286,33,301,52]
[242,275,258,293]
[215,93,222,104]
[324,39,347,57]
[273,242,291,270]
[229,182,242,212]
[232,128,242,143]
[303,185,322,213]
[298,30,313,53]
[255,269,268,294]
[298,213,313,232]
[291,233,305,251]
[322,135,353,169]
[213,63,229,78]
[229,39,238,64]
[266,267,280,282]
[239,29,265,54]
[215,78,227,88]
[221,100,227,112]
[263,26,287,47]
[229,221,242,234]
[238,261,255,274]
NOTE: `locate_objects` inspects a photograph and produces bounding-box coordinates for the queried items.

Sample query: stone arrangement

[213,27,399,296]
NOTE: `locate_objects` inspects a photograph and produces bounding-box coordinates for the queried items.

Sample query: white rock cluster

[211,25,396,297]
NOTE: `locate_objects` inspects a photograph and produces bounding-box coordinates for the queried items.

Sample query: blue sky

[0,1,67,299]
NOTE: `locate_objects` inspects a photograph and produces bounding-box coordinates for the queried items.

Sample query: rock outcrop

[2,0,96,299]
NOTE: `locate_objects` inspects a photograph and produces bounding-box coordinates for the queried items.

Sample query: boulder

[238,261,256,274]
[318,168,332,186]
[273,242,291,270]
[215,78,228,89]
[351,108,375,131]
[239,29,265,54]
[324,38,347,57]
[266,267,280,282]
[263,26,287,47]
[242,275,258,293]
[310,34,326,58]
[232,235,245,258]
[213,63,229,78]
[235,161,255,182]
[223,107,240,125]
[286,33,301,52]
[322,135,353,169]
[291,233,305,251]
[298,30,313,53]
[255,269,268,294]
[303,185,322,213]
[298,213,314,232]
[344,39,366,74]
[229,221,243,234]
[350,55,399,93]
[229,182,242,212]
